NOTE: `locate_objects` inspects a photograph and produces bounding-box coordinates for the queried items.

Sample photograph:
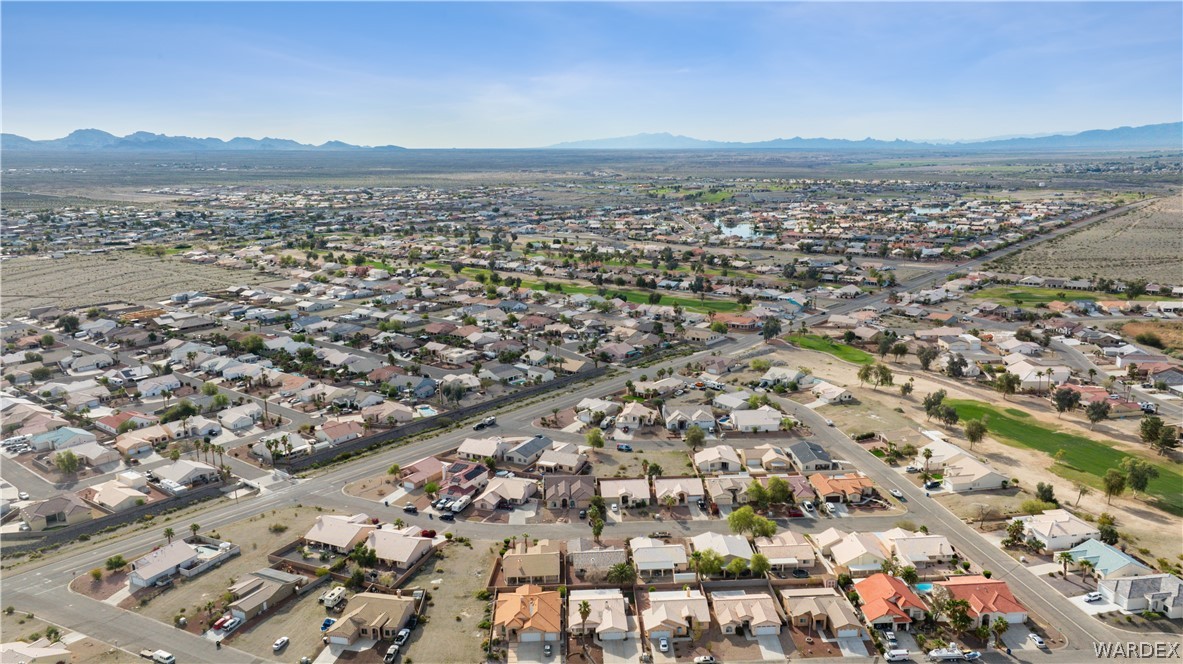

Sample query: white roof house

[629,537,688,576]
[694,445,742,473]
[568,589,630,641]
[754,532,816,568]
[303,513,376,552]
[1015,509,1100,551]
[365,528,433,569]
[689,532,753,563]
[129,540,198,588]
[729,405,782,433]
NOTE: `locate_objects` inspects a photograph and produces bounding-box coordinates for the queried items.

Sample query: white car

[611,503,619,513]
[18,491,29,500]
[889,489,904,499]
[1029,634,1046,648]
[658,638,669,653]
[1084,591,1103,602]
[694,657,717,664]
[273,636,289,652]
[802,501,814,511]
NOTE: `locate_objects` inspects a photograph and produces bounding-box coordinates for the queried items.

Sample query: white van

[152,651,176,664]
[885,649,911,662]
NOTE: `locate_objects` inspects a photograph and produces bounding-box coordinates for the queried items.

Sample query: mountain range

[2,122,1179,152]
[0,129,405,152]
[548,122,1183,151]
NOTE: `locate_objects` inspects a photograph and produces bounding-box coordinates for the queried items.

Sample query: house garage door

[519,632,543,642]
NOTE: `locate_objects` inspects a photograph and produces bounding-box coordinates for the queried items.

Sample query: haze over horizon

[3,2,1181,149]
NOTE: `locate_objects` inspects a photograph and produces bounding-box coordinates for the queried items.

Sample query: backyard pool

[415,405,439,417]
[915,583,934,593]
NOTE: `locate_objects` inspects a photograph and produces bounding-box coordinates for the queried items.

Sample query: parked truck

[140,650,176,664]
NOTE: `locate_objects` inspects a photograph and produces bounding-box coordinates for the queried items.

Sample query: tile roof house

[543,475,596,510]
[780,587,866,639]
[456,436,509,461]
[567,539,628,578]
[569,588,630,642]
[1015,509,1100,551]
[652,477,705,505]
[536,448,588,475]
[302,513,376,553]
[829,532,889,576]
[494,584,563,643]
[398,456,445,491]
[365,527,434,569]
[227,568,305,621]
[474,476,538,511]
[1100,574,1183,619]
[710,590,783,636]
[21,494,93,531]
[808,472,874,503]
[642,589,710,642]
[442,461,490,497]
[754,532,816,569]
[854,573,927,630]
[729,405,783,433]
[599,478,652,507]
[325,592,416,645]
[741,444,793,473]
[502,540,562,585]
[694,445,741,474]
[704,475,750,506]
[934,576,1027,625]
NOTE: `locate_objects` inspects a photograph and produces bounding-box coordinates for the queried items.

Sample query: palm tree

[991,616,1009,649]
[689,550,704,583]
[162,389,173,410]
[578,600,591,645]
[1074,482,1091,507]
[164,527,175,543]
[1078,559,1095,583]
[922,448,933,475]
[1057,551,1074,577]
[663,495,677,517]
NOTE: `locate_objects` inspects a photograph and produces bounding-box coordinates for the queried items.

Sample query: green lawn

[786,334,875,365]
[968,285,1157,305]
[948,400,1183,515]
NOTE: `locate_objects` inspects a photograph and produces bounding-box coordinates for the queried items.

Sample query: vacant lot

[967,285,1157,305]
[401,540,496,664]
[1,253,269,315]
[593,442,694,478]
[785,334,874,365]
[948,400,1183,515]
[1121,321,1183,355]
[989,196,1183,283]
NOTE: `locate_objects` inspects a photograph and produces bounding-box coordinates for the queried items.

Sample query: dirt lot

[230,583,336,664]
[592,441,694,478]
[988,196,1183,283]
[0,610,126,664]
[0,253,268,315]
[935,487,1029,526]
[133,507,331,629]
[1121,320,1183,355]
[400,540,496,664]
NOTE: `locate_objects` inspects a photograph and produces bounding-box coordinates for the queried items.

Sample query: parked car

[17,491,29,500]
[802,501,814,511]
[610,503,619,513]
[658,638,670,653]
[649,531,672,539]
[394,628,411,646]
[889,489,904,499]
[924,480,942,490]
[696,498,707,510]
[578,509,587,519]
[616,443,632,452]
[1029,634,1046,648]
[1084,591,1103,602]
[407,614,419,629]
[402,504,418,514]
[321,618,336,631]
[384,645,399,663]
[543,644,553,657]
[694,657,717,664]
[905,465,920,473]
[273,637,289,652]
[212,616,230,630]
[222,617,241,632]
[439,512,455,522]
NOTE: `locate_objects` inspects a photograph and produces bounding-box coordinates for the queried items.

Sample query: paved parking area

[602,637,642,664]
[1000,623,1043,652]
[756,633,786,659]
[508,641,550,664]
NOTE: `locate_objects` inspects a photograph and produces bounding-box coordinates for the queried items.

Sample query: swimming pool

[415,404,438,417]
[915,582,934,593]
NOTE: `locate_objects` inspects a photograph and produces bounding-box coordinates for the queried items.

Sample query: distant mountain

[0,129,405,151]
[549,122,1183,151]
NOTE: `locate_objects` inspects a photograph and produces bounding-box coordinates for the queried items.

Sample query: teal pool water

[915,582,934,593]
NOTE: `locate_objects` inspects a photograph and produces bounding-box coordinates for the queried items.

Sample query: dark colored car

[438,512,455,522]
[403,504,419,514]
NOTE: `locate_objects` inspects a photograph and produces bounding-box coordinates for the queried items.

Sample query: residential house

[1015,509,1100,551]
[70,441,121,468]
[689,532,753,565]
[881,529,956,569]
[600,478,652,507]
[569,588,630,642]
[441,461,490,498]
[398,456,445,492]
[810,382,853,403]
[713,390,753,412]
[325,593,416,645]
[361,401,414,425]
[227,568,305,621]
[729,405,783,433]
[780,588,866,639]
[617,402,658,429]
[94,410,156,435]
[829,532,889,576]
[494,584,562,643]
[934,576,1027,626]
[754,532,816,570]
[302,513,376,553]
[86,479,146,512]
[854,573,927,631]
[705,475,750,506]
[474,476,537,511]
[567,539,628,580]
[642,589,710,642]
[575,398,621,424]
[536,448,588,475]
[502,540,562,585]
[543,476,596,510]
[129,540,198,588]
[741,445,793,473]
[710,590,783,636]
[28,427,95,453]
[317,420,364,445]
[218,402,263,431]
[21,494,93,531]
[1099,574,1183,619]
[155,460,219,486]
[694,445,741,474]
[505,435,554,467]
[652,477,705,505]
[366,527,434,569]
[456,436,508,462]
[137,374,182,398]
[787,441,835,472]
[808,473,874,503]
[629,537,689,577]
[1063,539,1152,580]
[663,406,715,433]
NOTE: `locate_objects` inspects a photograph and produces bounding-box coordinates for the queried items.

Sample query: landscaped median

[948,400,1183,516]
[785,334,875,365]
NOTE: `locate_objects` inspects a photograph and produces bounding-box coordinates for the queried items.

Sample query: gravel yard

[1,253,268,315]
[400,541,496,664]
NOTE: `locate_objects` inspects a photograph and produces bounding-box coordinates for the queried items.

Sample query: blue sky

[3,2,1180,148]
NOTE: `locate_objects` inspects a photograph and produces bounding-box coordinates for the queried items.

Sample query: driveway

[836,636,869,657]
[508,502,538,525]
[650,640,676,664]
[1000,624,1043,652]
[602,637,642,664]
[1068,594,1121,616]
[688,503,711,521]
[755,633,785,659]
[507,641,551,664]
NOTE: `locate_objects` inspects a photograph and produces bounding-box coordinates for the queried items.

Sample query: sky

[2,2,1181,148]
